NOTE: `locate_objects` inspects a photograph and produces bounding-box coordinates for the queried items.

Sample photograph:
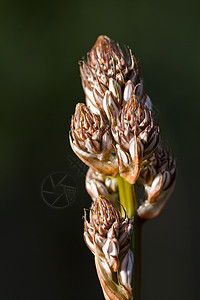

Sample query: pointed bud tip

[93,35,112,48]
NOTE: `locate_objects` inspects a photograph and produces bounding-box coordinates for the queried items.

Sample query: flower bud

[80,35,151,120]
[112,96,160,183]
[123,80,152,110]
[85,168,119,203]
[119,249,134,290]
[70,103,119,176]
[87,35,137,86]
[137,142,176,219]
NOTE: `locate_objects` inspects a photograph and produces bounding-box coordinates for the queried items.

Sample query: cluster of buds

[70,103,119,175]
[69,35,176,299]
[111,95,160,184]
[84,196,133,300]
[80,35,152,117]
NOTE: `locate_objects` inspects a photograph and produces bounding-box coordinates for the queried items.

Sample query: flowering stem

[117,176,142,300]
[117,176,127,217]
[117,176,134,218]
[124,179,135,218]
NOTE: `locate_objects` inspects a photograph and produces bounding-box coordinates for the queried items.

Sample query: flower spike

[69,34,176,300]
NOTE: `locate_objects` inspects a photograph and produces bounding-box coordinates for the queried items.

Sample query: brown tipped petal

[102,235,119,272]
[116,145,130,168]
[108,78,122,106]
[84,87,101,113]
[102,225,120,272]
[138,127,149,143]
[84,231,95,254]
[86,177,111,200]
[119,249,134,290]
[127,137,141,184]
[129,136,141,161]
[145,127,160,156]
[116,142,140,184]
[147,173,164,204]
[137,177,176,219]
[103,90,119,122]
[101,130,113,160]
[123,80,134,102]
[118,223,133,255]
[86,97,101,115]
[95,233,106,249]
[84,212,95,253]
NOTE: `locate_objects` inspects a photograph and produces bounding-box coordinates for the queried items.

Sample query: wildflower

[69,34,176,300]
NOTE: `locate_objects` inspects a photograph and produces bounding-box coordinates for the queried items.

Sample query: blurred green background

[0,0,199,299]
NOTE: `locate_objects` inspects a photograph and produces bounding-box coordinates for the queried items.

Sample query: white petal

[103,90,118,121]
[109,78,122,105]
[116,145,130,167]
[119,249,134,288]
[123,80,134,102]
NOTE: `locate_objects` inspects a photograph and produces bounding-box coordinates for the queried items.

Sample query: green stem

[117,176,142,300]
[117,176,127,217]
[117,175,134,218]
[124,179,135,218]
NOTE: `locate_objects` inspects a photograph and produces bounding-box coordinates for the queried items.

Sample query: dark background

[1,0,200,299]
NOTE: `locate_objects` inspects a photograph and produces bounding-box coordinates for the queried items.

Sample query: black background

[1,0,200,299]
